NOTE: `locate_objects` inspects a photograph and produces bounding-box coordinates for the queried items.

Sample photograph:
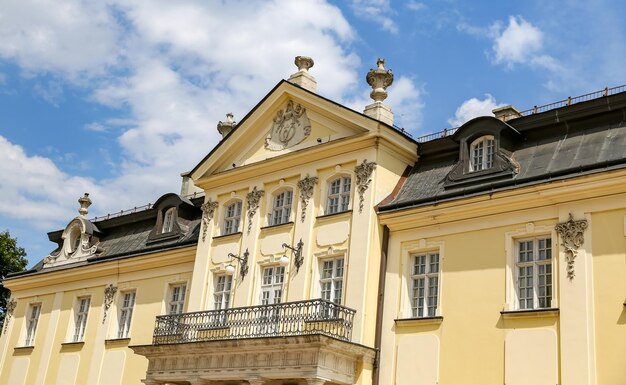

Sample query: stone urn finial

[366,58,394,103]
[217,113,236,138]
[294,56,314,72]
[78,193,92,217]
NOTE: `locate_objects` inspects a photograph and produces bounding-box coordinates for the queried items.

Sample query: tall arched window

[270,190,293,226]
[326,176,351,214]
[161,207,176,233]
[223,201,242,235]
[470,135,495,172]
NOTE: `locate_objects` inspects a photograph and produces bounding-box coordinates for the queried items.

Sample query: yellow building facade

[0,59,624,385]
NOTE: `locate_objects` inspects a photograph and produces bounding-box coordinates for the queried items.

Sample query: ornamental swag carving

[354,160,377,213]
[297,175,318,222]
[246,187,264,234]
[103,284,118,323]
[3,298,17,333]
[201,199,219,242]
[555,213,588,280]
[265,100,311,151]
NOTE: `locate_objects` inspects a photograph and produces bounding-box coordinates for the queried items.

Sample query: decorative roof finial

[217,113,236,138]
[288,56,317,92]
[366,58,394,103]
[294,56,314,72]
[78,193,92,217]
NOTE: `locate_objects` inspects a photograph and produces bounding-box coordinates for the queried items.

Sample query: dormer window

[470,135,495,172]
[161,207,176,233]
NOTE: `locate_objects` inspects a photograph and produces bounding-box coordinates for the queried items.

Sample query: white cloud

[406,1,426,12]
[491,16,543,67]
[448,94,505,127]
[349,0,398,34]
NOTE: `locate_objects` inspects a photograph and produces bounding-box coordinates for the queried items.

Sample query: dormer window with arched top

[470,135,495,172]
[161,207,176,233]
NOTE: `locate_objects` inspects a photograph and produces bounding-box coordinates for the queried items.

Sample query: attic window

[162,207,176,233]
[470,135,495,172]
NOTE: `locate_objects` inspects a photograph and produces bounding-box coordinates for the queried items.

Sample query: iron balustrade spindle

[152,299,355,345]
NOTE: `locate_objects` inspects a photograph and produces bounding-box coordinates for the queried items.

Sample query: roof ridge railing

[90,190,205,222]
[414,84,626,143]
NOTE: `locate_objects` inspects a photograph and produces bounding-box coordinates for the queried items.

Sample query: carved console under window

[265,100,311,151]
[246,187,265,234]
[297,175,318,222]
[201,199,219,242]
[355,160,376,213]
[555,214,588,280]
[103,284,118,323]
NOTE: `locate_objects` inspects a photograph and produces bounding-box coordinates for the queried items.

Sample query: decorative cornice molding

[246,187,264,234]
[297,175,318,222]
[354,160,376,213]
[102,284,117,323]
[201,199,219,242]
[555,213,588,280]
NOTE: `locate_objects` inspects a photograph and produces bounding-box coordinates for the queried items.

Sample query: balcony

[132,299,375,385]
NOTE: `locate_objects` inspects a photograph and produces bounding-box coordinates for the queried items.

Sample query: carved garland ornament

[201,199,219,242]
[265,100,311,151]
[2,298,17,334]
[297,175,318,222]
[246,187,265,234]
[554,213,588,280]
[354,160,376,213]
[102,284,118,323]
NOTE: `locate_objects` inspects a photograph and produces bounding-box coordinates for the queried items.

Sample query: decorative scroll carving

[3,298,17,333]
[265,100,311,151]
[297,175,318,222]
[103,284,118,323]
[555,213,588,280]
[246,187,264,234]
[354,160,376,213]
[201,199,219,242]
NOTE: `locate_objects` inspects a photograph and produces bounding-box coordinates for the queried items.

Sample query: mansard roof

[378,89,626,212]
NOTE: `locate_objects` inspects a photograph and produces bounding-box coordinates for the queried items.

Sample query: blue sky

[0,0,624,266]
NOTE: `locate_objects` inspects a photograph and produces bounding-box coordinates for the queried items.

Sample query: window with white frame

[213,275,232,310]
[410,253,440,317]
[117,291,136,339]
[516,237,552,310]
[469,136,495,172]
[326,176,351,214]
[73,297,90,342]
[270,190,293,226]
[162,207,176,233]
[260,266,284,305]
[24,303,41,346]
[320,257,344,304]
[223,201,242,235]
[168,284,186,315]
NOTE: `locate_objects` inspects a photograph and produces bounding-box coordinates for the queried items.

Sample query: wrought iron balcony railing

[152,298,355,345]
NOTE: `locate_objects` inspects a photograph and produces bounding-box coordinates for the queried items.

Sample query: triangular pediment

[191,81,379,180]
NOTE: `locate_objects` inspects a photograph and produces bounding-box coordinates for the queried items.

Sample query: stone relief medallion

[265,100,311,151]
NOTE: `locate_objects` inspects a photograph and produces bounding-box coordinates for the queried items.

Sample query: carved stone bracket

[103,284,117,323]
[3,298,17,334]
[201,199,219,242]
[297,175,318,222]
[555,213,588,280]
[354,160,376,213]
[246,187,264,234]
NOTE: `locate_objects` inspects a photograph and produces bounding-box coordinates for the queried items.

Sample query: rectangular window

[117,291,136,339]
[168,284,187,315]
[24,303,41,346]
[271,190,293,225]
[410,253,440,317]
[224,201,242,235]
[260,266,284,305]
[73,297,90,342]
[320,257,344,304]
[213,275,233,310]
[327,177,351,214]
[516,237,552,309]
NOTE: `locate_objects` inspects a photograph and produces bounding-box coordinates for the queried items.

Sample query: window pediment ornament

[297,175,318,222]
[555,214,588,280]
[201,199,219,242]
[102,284,117,323]
[246,187,265,234]
[264,100,311,151]
[354,160,376,213]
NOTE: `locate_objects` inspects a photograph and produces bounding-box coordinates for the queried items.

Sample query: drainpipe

[372,225,389,385]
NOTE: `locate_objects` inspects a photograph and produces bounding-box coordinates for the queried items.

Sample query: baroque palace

[0,57,625,385]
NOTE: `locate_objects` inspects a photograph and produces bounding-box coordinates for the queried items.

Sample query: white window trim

[259,265,286,305]
[321,172,353,216]
[319,256,345,305]
[161,207,176,233]
[72,296,91,342]
[504,224,558,311]
[269,188,294,226]
[311,246,349,302]
[23,302,42,346]
[213,274,233,310]
[222,199,243,235]
[469,135,495,172]
[166,282,188,315]
[400,240,444,319]
[117,290,136,339]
